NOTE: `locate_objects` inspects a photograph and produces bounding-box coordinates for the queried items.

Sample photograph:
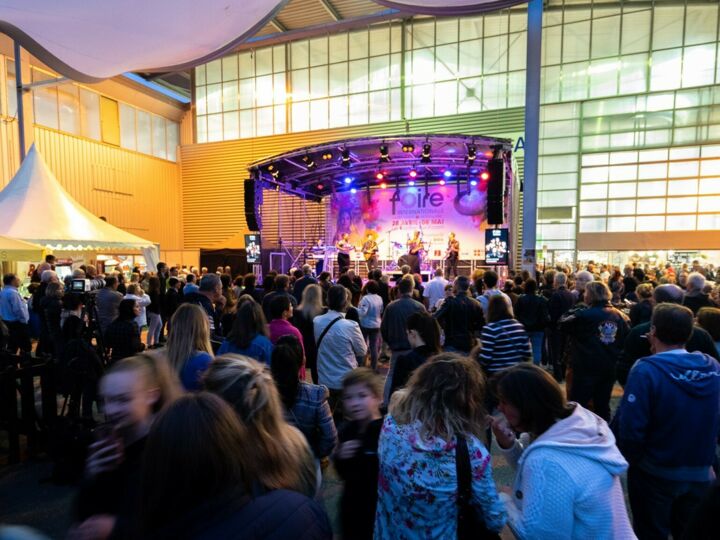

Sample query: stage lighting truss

[267,164,281,180]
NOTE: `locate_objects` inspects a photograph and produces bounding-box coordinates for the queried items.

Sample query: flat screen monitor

[245,234,261,263]
[485,228,509,265]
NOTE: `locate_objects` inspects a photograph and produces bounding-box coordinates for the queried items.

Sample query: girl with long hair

[270,335,337,460]
[73,354,181,540]
[292,284,326,384]
[203,354,317,497]
[489,364,634,539]
[167,304,214,391]
[217,300,273,365]
[139,393,332,539]
[374,354,506,538]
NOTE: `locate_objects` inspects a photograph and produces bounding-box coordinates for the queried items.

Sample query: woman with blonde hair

[203,354,317,497]
[374,354,506,539]
[167,304,214,391]
[293,284,326,384]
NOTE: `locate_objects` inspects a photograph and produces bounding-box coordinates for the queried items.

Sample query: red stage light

[439,179,446,186]
[484,151,493,157]
[316,183,324,190]
[480,171,490,180]
[409,169,418,178]
[376,172,384,180]
[380,182,387,189]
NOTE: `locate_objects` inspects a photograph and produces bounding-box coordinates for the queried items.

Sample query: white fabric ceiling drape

[0,0,288,82]
[0,0,527,82]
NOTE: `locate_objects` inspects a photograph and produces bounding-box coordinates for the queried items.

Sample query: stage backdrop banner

[330,185,497,261]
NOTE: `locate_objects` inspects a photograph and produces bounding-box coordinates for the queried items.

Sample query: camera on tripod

[70,279,92,293]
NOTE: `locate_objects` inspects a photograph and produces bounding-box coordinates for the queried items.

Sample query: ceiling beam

[269,18,288,32]
[318,0,342,21]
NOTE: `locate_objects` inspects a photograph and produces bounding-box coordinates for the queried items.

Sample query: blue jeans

[528,331,544,365]
[628,466,710,540]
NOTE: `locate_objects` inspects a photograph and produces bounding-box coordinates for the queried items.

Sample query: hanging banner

[330,185,505,262]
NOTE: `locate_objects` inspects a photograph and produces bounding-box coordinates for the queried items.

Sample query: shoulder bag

[456,434,501,540]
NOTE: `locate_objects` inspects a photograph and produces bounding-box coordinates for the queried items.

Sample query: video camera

[70,279,92,293]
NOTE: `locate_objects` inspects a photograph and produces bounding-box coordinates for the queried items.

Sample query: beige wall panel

[160,249,200,269]
[0,127,186,250]
[180,108,525,249]
[578,232,720,252]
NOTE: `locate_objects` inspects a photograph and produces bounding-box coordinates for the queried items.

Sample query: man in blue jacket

[613,303,720,540]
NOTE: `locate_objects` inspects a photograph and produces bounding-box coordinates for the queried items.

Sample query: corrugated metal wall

[261,189,327,251]
[180,107,525,249]
[0,127,184,250]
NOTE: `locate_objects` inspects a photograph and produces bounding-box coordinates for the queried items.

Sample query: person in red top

[268,294,306,379]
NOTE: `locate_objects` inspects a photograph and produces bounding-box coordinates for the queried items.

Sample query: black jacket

[433,293,484,352]
[629,299,653,327]
[548,287,575,326]
[334,419,383,540]
[617,320,720,386]
[390,345,436,395]
[515,293,550,332]
[104,320,144,362]
[683,293,714,315]
[183,292,223,341]
[293,276,318,304]
[559,303,630,375]
[163,288,181,320]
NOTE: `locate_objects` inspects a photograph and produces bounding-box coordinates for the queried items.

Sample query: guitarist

[362,232,379,272]
[445,231,460,279]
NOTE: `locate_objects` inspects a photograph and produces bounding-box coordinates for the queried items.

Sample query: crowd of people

[1,255,719,539]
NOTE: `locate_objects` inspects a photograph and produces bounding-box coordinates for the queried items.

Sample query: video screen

[245,234,261,263]
[485,228,509,265]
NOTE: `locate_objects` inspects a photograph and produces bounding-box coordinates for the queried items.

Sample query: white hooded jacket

[499,403,636,539]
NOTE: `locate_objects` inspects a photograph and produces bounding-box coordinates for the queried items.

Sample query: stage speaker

[244,179,262,231]
[486,158,505,225]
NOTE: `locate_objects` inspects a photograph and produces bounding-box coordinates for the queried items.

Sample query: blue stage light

[350,188,357,194]
[470,179,478,186]
[408,180,415,187]
[344,176,353,184]
[444,170,453,178]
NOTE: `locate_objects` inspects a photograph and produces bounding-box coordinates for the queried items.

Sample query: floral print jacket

[374,415,506,539]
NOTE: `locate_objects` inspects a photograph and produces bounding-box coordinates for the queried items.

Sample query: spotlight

[376,172,384,181]
[402,143,415,153]
[316,183,324,190]
[480,171,490,180]
[267,164,281,180]
[341,148,351,168]
[321,152,333,160]
[470,179,478,186]
[443,170,452,178]
[466,145,477,164]
[344,176,353,184]
[379,144,391,163]
[350,188,357,194]
[301,155,316,170]
[380,182,387,189]
[439,179,446,186]
[408,180,415,187]
[420,143,432,164]
[484,151,494,158]
[409,169,418,178]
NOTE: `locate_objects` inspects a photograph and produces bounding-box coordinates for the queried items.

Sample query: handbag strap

[456,434,473,508]
[456,435,497,540]
[316,316,343,352]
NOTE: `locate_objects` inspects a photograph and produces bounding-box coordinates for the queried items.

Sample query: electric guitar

[363,238,385,261]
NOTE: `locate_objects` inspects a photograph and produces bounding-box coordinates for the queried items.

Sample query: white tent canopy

[0,0,525,82]
[0,145,156,251]
[0,235,44,262]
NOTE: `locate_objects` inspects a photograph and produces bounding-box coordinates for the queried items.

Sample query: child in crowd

[71,354,181,540]
[333,368,384,540]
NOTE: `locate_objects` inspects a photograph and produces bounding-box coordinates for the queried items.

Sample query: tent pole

[14,41,26,162]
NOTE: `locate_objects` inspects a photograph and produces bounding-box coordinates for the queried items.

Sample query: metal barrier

[0,353,56,464]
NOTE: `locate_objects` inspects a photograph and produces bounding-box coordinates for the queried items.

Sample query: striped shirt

[479,318,532,374]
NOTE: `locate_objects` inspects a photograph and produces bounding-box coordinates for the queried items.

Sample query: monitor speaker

[244,179,262,231]
[486,158,505,225]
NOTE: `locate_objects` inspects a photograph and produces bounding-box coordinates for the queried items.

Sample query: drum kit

[385,231,431,271]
